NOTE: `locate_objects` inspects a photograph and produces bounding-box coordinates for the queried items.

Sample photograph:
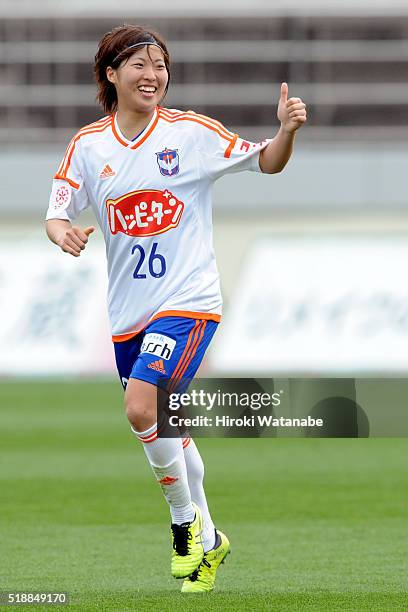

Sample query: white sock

[183,437,216,552]
[132,422,194,525]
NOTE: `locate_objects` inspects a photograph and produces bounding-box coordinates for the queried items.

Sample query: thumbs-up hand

[84,226,95,238]
[57,224,95,257]
[277,82,307,133]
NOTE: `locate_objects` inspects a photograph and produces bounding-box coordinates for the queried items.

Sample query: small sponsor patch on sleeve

[50,182,72,211]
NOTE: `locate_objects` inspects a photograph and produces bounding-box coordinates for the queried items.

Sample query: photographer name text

[168,415,323,428]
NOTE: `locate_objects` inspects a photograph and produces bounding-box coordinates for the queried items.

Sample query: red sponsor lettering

[106,189,184,237]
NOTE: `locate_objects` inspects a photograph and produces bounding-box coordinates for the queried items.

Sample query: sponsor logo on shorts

[147,359,167,374]
[141,333,176,360]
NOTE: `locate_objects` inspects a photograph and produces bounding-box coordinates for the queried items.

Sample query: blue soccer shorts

[113,316,218,394]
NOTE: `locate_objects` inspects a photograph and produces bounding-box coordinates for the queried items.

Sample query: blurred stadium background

[2,0,408,379]
[2,3,408,608]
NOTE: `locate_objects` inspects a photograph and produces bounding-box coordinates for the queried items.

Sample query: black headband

[112,40,164,65]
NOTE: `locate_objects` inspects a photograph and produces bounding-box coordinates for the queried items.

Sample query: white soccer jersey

[46,107,270,341]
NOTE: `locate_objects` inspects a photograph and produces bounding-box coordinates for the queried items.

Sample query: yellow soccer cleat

[171,502,204,578]
[181,529,230,593]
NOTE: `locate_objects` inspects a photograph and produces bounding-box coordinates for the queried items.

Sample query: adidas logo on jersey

[99,164,116,179]
[147,359,167,374]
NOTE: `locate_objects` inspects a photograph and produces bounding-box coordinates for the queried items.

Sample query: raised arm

[259,82,307,174]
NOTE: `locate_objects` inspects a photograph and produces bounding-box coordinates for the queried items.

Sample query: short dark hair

[94,24,170,114]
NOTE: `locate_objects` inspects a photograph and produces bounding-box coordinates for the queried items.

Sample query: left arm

[259,82,307,174]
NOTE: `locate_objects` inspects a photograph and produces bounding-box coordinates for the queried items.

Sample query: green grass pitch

[1,380,407,611]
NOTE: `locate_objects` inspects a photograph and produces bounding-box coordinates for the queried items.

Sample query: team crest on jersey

[156,148,179,176]
[106,189,184,237]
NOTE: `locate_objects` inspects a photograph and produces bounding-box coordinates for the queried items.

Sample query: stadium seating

[1,14,407,144]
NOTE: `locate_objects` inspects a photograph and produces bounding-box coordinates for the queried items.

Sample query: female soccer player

[45,24,306,593]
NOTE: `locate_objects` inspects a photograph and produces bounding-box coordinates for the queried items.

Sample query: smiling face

[106,45,169,115]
